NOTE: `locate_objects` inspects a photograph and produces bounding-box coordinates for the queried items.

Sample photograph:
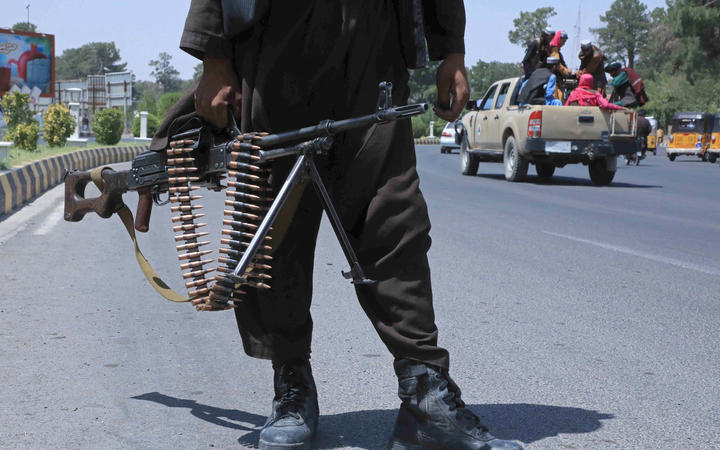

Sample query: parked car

[440,120,461,154]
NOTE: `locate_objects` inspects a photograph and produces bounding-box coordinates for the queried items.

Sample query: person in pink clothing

[565,74,624,110]
[548,31,572,78]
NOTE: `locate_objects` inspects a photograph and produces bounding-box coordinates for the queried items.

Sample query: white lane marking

[0,184,65,246]
[542,231,720,277]
[33,203,65,235]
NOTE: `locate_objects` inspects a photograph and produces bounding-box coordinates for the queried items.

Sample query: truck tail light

[669,135,674,143]
[697,135,702,142]
[713,135,717,143]
[528,111,542,138]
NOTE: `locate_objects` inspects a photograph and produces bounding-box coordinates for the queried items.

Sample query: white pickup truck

[456,76,641,185]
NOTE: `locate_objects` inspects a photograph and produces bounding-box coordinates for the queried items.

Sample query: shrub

[43,103,76,147]
[137,94,158,116]
[12,121,40,151]
[1,91,33,131]
[132,113,160,138]
[156,92,183,120]
[92,108,124,145]
[411,111,447,138]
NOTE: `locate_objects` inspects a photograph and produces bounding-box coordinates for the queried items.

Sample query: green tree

[43,104,76,147]
[55,42,127,80]
[137,94,158,116]
[0,91,33,131]
[408,62,441,104]
[508,7,556,47]
[92,108,124,145]
[591,0,651,68]
[193,63,203,81]
[635,8,679,78]
[665,0,720,79]
[149,52,181,92]
[12,22,37,33]
[468,60,521,99]
[156,92,183,119]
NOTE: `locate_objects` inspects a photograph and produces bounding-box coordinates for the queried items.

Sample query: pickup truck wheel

[668,154,676,161]
[588,158,616,186]
[460,138,479,176]
[709,154,718,163]
[503,136,528,182]
[535,163,555,178]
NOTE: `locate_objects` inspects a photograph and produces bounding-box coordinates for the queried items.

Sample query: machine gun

[63,82,428,311]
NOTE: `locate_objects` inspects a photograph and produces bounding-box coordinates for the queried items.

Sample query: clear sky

[4,0,668,81]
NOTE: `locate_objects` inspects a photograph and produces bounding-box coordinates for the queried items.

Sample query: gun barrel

[259,103,428,149]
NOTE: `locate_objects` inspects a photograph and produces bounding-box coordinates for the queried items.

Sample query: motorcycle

[625,136,647,166]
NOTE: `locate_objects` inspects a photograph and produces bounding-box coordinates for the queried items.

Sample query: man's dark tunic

[178,0,465,368]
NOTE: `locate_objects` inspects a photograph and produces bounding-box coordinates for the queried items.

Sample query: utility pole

[26,4,30,28]
[573,0,582,70]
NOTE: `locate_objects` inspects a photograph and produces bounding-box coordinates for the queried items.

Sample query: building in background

[55,71,133,136]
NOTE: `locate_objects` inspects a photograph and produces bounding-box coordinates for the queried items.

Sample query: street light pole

[26,4,30,28]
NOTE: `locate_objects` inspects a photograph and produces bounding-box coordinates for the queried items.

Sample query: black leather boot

[387,359,523,450]
[259,359,319,450]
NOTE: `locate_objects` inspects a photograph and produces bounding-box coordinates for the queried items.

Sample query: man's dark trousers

[227,0,449,369]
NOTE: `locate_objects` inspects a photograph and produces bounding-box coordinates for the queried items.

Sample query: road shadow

[132,392,614,448]
[473,173,662,188]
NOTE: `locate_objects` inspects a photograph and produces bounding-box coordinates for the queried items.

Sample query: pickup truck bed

[457,77,642,186]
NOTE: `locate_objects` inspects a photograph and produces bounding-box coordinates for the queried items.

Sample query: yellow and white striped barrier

[0,145,148,216]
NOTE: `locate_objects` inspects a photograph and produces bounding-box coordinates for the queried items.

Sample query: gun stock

[63,167,129,223]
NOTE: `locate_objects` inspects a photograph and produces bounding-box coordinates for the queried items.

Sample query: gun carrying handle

[135,188,153,233]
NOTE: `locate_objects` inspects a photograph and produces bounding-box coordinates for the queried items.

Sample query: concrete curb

[415,137,440,145]
[1,139,436,217]
[0,145,148,216]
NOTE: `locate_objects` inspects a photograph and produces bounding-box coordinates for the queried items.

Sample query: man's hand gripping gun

[63,83,428,311]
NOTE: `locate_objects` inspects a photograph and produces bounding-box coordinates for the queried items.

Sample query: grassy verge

[0,142,138,170]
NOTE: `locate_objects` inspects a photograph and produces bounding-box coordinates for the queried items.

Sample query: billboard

[0,28,55,99]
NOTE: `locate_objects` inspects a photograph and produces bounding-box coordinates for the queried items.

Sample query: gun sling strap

[91,166,191,303]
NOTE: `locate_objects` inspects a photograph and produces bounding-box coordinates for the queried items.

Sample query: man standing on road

[178,1,523,449]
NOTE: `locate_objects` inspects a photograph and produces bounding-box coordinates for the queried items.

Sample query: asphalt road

[1,145,719,449]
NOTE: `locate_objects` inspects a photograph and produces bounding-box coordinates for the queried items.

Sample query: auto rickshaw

[708,113,720,162]
[667,112,715,162]
[646,116,658,155]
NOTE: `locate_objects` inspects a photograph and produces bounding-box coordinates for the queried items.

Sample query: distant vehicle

[456,76,641,186]
[646,116,658,155]
[439,121,461,154]
[707,113,720,162]
[666,112,714,162]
